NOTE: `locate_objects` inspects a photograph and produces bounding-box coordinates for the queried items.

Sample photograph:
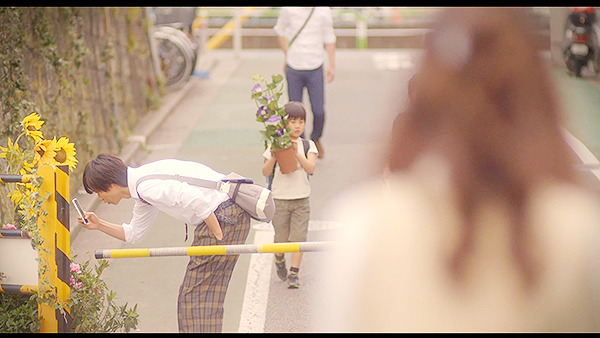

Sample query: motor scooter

[563,8,600,77]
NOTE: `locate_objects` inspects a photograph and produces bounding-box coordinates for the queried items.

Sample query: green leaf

[272,73,283,83]
[251,73,264,83]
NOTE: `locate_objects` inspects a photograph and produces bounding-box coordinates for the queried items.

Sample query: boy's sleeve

[263,144,272,160]
[308,140,319,155]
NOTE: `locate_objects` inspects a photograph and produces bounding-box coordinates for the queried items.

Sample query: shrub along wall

[0,7,162,195]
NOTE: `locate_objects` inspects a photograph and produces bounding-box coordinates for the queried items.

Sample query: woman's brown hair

[387,8,577,289]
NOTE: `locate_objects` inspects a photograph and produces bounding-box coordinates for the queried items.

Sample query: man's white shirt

[122,159,229,244]
[274,7,336,70]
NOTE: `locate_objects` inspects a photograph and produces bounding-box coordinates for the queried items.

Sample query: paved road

[70,48,600,333]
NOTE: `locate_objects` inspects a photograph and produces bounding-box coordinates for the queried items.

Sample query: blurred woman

[314,7,600,332]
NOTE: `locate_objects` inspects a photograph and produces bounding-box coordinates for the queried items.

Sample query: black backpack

[267,139,310,190]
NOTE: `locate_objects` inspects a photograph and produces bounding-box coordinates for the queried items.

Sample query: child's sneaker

[275,259,288,281]
[287,272,299,289]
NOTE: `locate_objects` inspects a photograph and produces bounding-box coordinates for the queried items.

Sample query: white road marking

[238,220,341,332]
[237,227,274,333]
[561,128,600,181]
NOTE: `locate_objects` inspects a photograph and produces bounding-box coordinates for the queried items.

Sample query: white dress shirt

[122,159,230,244]
[274,7,336,70]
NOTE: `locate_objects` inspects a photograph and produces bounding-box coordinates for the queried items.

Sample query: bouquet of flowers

[251,73,292,151]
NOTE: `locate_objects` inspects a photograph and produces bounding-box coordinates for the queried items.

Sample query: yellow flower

[0,137,20,159]
[8,188,24,207]
[21,113,45,143]
[52,136,78,171]
[20,159,35,174]
[34,139,56,166]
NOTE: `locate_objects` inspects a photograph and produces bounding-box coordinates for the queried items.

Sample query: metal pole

[0,174,33,183]
[95,241,336,259]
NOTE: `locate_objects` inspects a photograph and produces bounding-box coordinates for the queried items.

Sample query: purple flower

[263,95,273,101]
[266,115,281,124]
[252,84,262,93]
[276,128,284,136]
[256,106,268,117]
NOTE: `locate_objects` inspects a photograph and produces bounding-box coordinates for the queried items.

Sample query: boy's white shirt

[263,138,318,200]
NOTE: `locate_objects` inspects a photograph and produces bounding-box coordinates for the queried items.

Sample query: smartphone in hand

[72,197,89,224]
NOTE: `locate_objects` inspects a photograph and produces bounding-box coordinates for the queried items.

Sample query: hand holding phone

[72,197,89,224]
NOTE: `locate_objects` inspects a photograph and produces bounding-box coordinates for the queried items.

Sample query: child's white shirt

[263,138,318,199]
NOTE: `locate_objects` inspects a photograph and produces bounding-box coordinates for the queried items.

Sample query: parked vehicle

[563,7,600,77]
[149,7,199,88]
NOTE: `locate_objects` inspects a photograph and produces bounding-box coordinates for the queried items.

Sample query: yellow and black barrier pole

[95,241,336,259]
[37,164,71,333]
[0,174,33,183]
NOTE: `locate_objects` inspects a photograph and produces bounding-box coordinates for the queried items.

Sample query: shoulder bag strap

[135,173,252,200]
[135,174,219,203]
[288,7,315,48]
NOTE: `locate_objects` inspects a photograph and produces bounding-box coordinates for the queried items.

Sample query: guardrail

[0,164,71,333]
[95,241,336,259]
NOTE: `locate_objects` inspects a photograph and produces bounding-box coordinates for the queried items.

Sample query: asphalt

[68,48,600,333]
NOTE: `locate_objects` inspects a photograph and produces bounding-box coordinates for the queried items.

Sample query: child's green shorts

[272,197,310,243]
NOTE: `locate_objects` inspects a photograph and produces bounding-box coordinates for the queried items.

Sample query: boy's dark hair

[82,153,128,193]
[284,101,306,120]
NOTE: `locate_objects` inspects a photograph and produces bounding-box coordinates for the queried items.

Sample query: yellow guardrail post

[37,164,71,333]
[204,7,256,51]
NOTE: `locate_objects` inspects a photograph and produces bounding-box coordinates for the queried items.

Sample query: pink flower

[70,262,82,274]
[2,223,17,230]
[70,275,82,288]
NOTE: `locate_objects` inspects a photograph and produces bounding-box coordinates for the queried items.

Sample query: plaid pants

[177,200,251,333]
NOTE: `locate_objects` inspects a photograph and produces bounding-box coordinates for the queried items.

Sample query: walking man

[274,6,336,159]
[77,153,251,332]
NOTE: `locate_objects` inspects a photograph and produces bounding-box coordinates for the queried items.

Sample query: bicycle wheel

[156,26,198,76]
[153,29,194,88]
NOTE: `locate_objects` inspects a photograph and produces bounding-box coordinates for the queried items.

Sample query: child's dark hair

[284,101,306,120]
[82,153,128,193]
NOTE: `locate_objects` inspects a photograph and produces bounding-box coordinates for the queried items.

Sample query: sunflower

[34,139,56,166]
[20,159,35,175]
[21,112,45,143]
[0,137,18,159]
[8,188,24,207]
[52,136,78,171]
